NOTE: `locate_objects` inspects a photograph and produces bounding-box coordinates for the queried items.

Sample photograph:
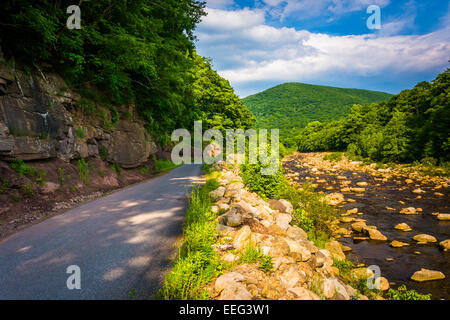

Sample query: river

[283,152,449,299]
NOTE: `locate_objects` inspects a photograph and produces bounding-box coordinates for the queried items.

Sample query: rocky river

[283,152,449,299]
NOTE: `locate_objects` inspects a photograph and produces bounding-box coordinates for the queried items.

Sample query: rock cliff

[0,50,158,167]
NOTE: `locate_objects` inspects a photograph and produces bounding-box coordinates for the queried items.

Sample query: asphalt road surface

[0,164,203,300]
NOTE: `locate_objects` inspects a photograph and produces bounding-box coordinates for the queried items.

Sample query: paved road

[0,164,203,300]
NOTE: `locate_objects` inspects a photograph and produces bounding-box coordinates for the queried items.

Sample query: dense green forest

[242,82,392,145]
[0,0,254,144]
[295,69,450,163]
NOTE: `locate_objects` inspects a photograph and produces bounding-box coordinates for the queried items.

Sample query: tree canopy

[0,0,254,143]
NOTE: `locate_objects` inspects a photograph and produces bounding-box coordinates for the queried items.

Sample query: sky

[194,0,450,97]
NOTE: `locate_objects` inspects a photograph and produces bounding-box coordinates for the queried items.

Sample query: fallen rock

[219,282,253,300]
[215,272,245,294]
[411,268,445,282]
[233,226,252,250]
[287,287,321,300]
[275,213,292,230]
[325,240,345,260]
[210,187,226,201]
[286,225,308,241]
[268,199,293,214]
[219,211,243,227]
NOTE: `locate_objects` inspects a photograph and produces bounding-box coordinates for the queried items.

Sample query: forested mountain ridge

[295,69,450,163]
[242,82,392,143]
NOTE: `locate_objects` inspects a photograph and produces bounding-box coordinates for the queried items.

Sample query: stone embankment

[205,162,379,300]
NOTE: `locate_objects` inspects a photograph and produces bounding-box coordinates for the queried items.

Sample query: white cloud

[200,7,265,31]
[261,0,391,20]
[196,6,450,96]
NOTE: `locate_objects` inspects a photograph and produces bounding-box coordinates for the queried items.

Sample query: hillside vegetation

[242,82,392,145]
[0,0,254,144]
[295,69,450,164]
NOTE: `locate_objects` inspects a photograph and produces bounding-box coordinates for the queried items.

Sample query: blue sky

[195,0,450,97]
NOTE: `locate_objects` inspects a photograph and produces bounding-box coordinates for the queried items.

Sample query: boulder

[437,213,450,221]
[215,272,245,293]
[219,211,243,227]
[351,221,367,233]
[274,213,292,230]
[394,223,412,232]
[233,226,252,250]
[390,240,409,248]
[326,193,345,206]
[412,234,437,243]
[219,283,253,300]
[365,228,387,241]
[286,287,321,300]
[210,187,226,200]
[325,240,345,260]
[286,225,308,241]
[439,239,450,251]
[400,207,418,215]
[285,238,311,261]
[268,199,293,214]
[411,268,445,282]
[106,121,157,168]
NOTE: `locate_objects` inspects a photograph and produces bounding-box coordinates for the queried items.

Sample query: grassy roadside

[157,175,220,299]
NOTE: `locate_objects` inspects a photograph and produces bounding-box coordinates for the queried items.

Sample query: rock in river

[412,234,437,243]
[394,223,412,232]
[411,268,446,282]
[437,213,450,221]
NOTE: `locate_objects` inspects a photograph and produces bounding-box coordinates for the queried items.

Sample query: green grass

[239,246,274,274]
[9,159,46,185]
[75,128,85,139]
[153,159,178,173]
[158,177,222,300]
[77,158,89,185]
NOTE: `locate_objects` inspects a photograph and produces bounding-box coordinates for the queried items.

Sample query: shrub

[77,158,89,185]
[139,167,149,175]
[75,128,85,139]
[323,152,343,162]
[99,145,107,160]
[239,246,274,274]
[240,162,287,199]
[153,159,177,172]
[387,285,431,300]
[10,159,46,185]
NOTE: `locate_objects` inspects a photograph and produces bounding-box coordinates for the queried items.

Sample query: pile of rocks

[206,162,376,300]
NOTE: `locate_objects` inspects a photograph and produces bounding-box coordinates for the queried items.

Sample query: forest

[0,0,254,144]
[294,69,450,164]
[242,82,392,145]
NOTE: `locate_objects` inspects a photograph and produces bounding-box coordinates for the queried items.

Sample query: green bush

[240,162,287,199]
[10,159,46,185]
[77,158,89,185]
[387,285,431,300]
[323,152,343,162]
[75,128,85,139]
[153,159,177,173]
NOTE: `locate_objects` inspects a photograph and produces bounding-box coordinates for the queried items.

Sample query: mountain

[242,82,393,140]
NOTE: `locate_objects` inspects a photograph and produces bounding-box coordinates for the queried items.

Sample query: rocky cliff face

[0,51,158,167]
